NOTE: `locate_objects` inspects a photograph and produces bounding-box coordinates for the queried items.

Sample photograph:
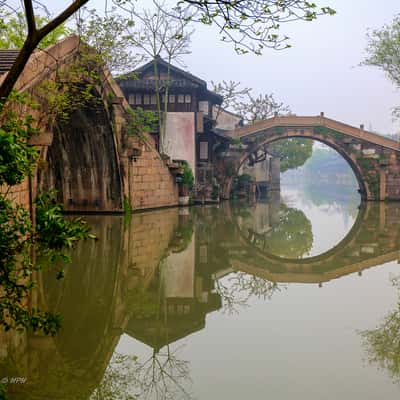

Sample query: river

[2,184,400,399]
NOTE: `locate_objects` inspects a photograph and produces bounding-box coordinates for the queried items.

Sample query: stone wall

[123,208,180,287]
[0,180,30,209]
[1,35,181,214]
[123,135,179,211]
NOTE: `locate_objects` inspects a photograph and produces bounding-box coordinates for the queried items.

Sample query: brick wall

[123,208,179,288]
[125,137,179,210]
[0,180,30,209]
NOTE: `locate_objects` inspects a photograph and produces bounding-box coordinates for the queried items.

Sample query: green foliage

[263,204,313,258]
[363,15,400,89]
[225,161,236,177]
[230,174,254,198]
[0,12,71,49]
[0,190,93,335]
[283,147,359,193]
[361,276,400,382]
[211,184,219,200]
[213,81,312,172]
[74,8,140,74]
[356,156,380,198]
[174,1,335,54]
[237,174,253,185]
[363,15,400,118]
[314,126,344,141]
[35,191,94,253]
[171,218,194,252]
[0,92,39,185]
[126,107,158,137]
[181,162,194,188]
[123,196,132,215]
[37,46,106,124]
[0,93,94,335]
[89,352,139,400]
[269,138,313,173]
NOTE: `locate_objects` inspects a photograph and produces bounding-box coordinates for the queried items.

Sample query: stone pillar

[269,157,281,192]
[268,190,281,227]
[379,168,387,201]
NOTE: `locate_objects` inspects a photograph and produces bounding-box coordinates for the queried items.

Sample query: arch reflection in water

[234,199,314,259]
[2,200,400,399]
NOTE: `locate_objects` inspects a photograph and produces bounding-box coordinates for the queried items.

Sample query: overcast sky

[184,0,400,135]
[11,0,400,134]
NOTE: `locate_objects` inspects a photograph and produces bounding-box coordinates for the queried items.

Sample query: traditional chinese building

[117,56,278,201]
[117,57,241,200]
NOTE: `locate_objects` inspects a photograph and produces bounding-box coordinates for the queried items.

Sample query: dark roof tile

[0,49,19,74]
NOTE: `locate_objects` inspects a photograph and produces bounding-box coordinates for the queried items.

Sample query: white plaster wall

[165,112,196,178]
[213,106,242,131]
[241,158,270,182]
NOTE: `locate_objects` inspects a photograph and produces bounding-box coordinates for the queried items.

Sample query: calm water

[3,185,400,399]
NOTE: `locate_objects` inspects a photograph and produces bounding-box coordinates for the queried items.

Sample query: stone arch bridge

[3,36,400,209]
[1,35,179,213]
[217,114,400,201]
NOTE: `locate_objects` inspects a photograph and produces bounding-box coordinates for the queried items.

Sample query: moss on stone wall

[356,156,380,199]
[314,126,345,141]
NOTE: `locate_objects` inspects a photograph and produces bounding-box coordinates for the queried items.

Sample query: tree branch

[0,0,89,104]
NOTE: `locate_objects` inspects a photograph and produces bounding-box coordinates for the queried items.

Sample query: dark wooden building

[117,57,235,199]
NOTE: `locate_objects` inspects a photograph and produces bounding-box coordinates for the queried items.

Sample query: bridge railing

[229,115,400,151]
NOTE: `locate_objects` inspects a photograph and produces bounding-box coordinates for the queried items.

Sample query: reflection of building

[125,235,221,352]
[240,155,281,197]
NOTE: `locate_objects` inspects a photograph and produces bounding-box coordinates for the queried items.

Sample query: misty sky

[12,0,400,134]
[184,0,400,135]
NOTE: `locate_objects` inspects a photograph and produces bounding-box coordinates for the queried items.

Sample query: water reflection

[2,194,400,399]
[236,200,313,258]
[360,275,400,383]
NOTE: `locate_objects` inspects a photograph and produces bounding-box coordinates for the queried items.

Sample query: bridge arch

[38,84,124,212]
[215,201,400,284]
[223,129,368,200]
[218,115,400,201]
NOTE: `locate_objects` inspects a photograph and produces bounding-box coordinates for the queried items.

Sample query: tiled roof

[0,49,19,74]
[133,56,207,87]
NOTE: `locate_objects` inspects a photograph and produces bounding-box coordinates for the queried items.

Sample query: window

[198,101,209,115]
[150,94,157,104]
[178,94,185,103]
[128,94,135,105]
[200,141,208,160]
[143,94,150,105]
[169,94,175,103]
[135,94,142,105]
[185,94,191,103]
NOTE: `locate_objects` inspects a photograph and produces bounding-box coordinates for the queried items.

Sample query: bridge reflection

[2,199,400,399]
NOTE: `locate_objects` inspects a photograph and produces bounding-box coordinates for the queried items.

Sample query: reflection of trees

[132,346,193,400]
[233,201,314,259]
[90,353,139,400]
[92,347,193,400]
[360,276,400,383]
[262,204,313,258]
[215,272,285,314]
